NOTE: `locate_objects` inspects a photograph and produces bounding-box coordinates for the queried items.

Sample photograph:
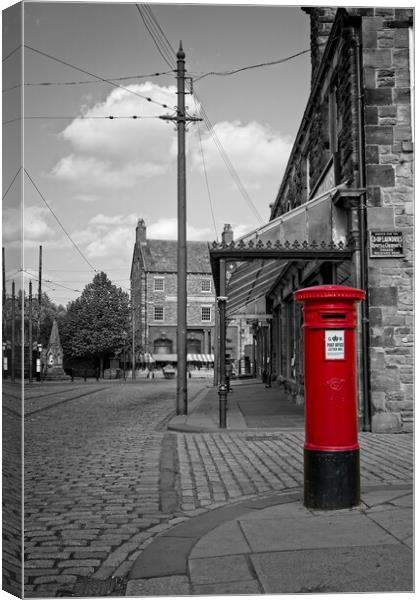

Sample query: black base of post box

[304,448,360,510]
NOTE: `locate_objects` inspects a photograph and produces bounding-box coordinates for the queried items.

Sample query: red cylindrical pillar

[294,284,365,509]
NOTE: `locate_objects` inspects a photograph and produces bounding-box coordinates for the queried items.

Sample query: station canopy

[209,187,351,318]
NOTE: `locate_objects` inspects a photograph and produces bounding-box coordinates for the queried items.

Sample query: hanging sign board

[369,231,404,258]
[325,330,345,360]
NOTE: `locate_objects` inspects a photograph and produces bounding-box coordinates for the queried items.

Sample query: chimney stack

[221,223,234,245]
[136,218,147,246]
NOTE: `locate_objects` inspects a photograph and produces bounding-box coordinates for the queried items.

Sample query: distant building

[130,219,215,367]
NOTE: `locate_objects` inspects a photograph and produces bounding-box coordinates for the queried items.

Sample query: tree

[2,288,66,347]
[60,272,130,375]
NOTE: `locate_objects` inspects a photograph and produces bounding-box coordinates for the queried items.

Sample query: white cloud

[51,154,166,191]
[90,213,138,227]
[70,214,211,268]
[70,213,139,265]
[147,218,211,241]
[84,227,134,260]
[3,206,55,244]
[51,83,178,191]
[190,120,292,179]
[51,84,290,198]
[230,222,257,240]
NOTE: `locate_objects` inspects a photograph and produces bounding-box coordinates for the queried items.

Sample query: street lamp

[36,344,42,382]
[121,330,128,380]
[2,342,8,380]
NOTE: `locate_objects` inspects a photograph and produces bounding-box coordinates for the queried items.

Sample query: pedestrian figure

[84,369,87,382]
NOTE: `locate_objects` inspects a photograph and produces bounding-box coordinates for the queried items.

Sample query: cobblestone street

[177,430,413,511]
[5,380,412,597]
[21,379,201,597]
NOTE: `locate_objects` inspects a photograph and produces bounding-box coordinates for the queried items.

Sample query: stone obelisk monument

[44,319,70,380]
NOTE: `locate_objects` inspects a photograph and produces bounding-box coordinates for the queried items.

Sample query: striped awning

[187,353,214,362]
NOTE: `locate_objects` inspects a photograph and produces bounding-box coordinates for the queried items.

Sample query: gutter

[353,23,372,432]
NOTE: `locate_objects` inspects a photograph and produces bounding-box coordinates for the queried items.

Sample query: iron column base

[304,448,360,510]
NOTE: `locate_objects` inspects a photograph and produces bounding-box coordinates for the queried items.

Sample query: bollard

[294,284,365,510]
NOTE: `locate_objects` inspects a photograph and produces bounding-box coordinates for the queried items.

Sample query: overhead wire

[136,4,176,69]
[23,168,98,273]
[2,45,21,62]
[25,44,174,111]
[135,3,262,226]
[193,91,263,224]
[21,270,82,293]
[196,121,218,240]
[141,4,176,56]
[193,48,311,82]
[3,115,164,125]
[2,69,173,93]
[2,166,22,200]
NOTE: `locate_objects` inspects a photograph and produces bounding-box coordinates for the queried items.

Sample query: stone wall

[361,8,414,432]
[273,11,358,217]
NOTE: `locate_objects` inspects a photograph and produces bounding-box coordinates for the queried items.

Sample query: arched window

[153,338,173,354]
[187,338,201,354]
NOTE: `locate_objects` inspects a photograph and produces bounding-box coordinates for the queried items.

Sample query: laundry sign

[325,330,345,360]
[369,231,404,258]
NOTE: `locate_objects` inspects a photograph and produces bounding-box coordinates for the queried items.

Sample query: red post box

[294,284,365,509]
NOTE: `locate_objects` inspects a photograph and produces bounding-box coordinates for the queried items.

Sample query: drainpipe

[354,24,372,431]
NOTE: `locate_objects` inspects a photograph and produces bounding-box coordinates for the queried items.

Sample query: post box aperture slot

[321,313,346,320]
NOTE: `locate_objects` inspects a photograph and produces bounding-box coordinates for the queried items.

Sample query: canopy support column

[218,259,227,428]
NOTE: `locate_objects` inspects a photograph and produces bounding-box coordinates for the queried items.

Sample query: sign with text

[369,231,404,258]
[325,330,345,360]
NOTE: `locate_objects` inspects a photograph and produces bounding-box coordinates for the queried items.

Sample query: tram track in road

[24,385,95,400]
[24,386,111,417]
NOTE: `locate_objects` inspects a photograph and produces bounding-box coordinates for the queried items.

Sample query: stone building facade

[130,219,215,365]
[222,7,413,432]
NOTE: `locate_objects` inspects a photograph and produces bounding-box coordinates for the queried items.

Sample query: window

[201,306,211,322]
[328,84,340,183]
[201,279,211,293]
[154,306,164,321]
[154,277,164,291]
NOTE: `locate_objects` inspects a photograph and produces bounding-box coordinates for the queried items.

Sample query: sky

[3,0,314,305]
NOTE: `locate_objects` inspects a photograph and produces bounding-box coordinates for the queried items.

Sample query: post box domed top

[294,284,365,303]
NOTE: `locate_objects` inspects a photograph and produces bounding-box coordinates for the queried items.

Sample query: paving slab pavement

[128,381,413,596]
[168,378,305,432]
[127,484,413,595]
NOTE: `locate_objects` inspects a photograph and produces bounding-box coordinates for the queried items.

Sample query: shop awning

[187,353,214,362]
[153,353,177,362]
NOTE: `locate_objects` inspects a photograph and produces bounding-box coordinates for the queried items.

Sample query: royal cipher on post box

[294,284,366,510]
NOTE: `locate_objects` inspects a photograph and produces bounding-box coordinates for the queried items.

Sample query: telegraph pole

[161,42,201,415]
[131,286,136,380]
[176,42,187,416]
[28,281,33,382]
[2,247,6,341]
[37,245,42,342]
[11,281,15,383]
